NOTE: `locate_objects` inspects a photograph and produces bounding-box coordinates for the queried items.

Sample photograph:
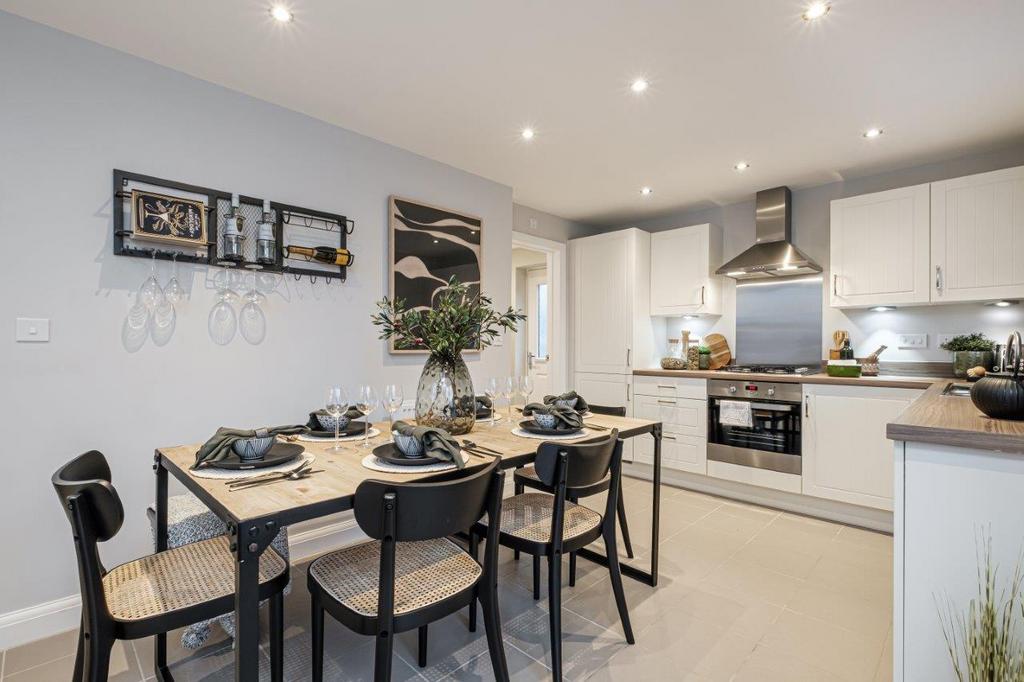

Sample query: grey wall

[618,143,1024,362]
[0,10,518,626]
[513,203,600,242]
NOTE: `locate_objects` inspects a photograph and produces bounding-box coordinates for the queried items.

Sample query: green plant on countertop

[941,333,996,353]
[371,276,526,363]
[937,533,1024,682]
[698,345,711,355]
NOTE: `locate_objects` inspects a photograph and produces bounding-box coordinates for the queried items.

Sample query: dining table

[152,412,662,681]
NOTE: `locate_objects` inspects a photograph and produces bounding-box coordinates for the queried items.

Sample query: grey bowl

[554,398,579,410]
[533,413,558,429]
[232,436,275,461]
[316,411,350,431]
[392,432,425,458]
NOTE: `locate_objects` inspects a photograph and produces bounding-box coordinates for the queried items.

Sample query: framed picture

[388,196,482,353]
[130,189,208,248]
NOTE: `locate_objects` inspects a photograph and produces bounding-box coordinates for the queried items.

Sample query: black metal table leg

[233,520,264,682]
[649,423,662,586]
[153,453,170,680]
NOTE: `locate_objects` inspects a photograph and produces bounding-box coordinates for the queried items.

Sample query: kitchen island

[887,382,1024,681]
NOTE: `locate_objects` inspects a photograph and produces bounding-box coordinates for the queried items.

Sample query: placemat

[295,428,381,443]
[191,453,316,480]
[510,427,596,441]
[361,454,457,474]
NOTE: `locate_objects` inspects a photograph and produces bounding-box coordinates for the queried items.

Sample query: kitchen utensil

[971,332,1024,420]
[859,345,888,376]
[207,443,304,470]
[459,440,501,456]
[832,330,849,351]
[227,462,312,487]
[703,333,732,370]
[230,468,323,491]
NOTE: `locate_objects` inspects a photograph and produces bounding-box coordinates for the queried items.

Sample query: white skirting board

[623,461,894,533]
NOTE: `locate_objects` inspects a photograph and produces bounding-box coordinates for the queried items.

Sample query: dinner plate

[371,442,445,467]
[518,419,583,437]
[305,421,369,439]
[206,442,305,470]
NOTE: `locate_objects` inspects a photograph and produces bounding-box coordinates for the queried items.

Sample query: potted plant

[941,333,995,378]
[372,277,524,435]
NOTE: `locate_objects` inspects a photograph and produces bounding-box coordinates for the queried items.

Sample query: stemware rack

[112,169,353,282]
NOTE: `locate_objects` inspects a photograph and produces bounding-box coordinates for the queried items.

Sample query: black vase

[970,375,1024,420]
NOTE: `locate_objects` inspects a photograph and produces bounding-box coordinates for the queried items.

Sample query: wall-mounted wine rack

[112,169,353,282]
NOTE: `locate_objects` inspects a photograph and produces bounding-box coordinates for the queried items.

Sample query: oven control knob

[728,385,737,394]
[767,387,775,397]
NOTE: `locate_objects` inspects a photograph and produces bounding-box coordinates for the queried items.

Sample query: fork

[228,462,311,488]
[460,440,502,456]
[230,469,323,491]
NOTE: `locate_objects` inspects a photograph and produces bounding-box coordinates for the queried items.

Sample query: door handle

[626,384,631,401]
[700,285,705,305]
[833,274,838,297]
[663,435,677,441]
[935,265,943,292]
[657,399,677,405]
[805,397,810,418]
[626,348,631,367]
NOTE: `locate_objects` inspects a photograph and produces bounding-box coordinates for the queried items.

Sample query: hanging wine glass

[138,251,163,311]
[240,267,266,345]
[208,264,237,345]
[164,253,184,304]
[213,263,240,304]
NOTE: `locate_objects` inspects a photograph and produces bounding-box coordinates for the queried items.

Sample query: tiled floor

[0,478,893,681]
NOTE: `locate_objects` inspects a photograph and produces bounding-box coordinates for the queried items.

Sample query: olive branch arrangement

[371,277,525,363]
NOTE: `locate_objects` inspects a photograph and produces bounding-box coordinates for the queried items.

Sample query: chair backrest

[588,404,627,417]
[52,450,124,543]
[534,430,619,490]
[354,459,499,542]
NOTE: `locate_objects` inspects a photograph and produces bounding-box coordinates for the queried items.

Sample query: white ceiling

[4,0,1024,225]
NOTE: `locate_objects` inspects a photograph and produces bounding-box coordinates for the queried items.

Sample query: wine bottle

[284,245,354,267]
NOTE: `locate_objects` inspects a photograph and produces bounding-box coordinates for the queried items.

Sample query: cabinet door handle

[833,274,838,296]
[663,434,677,441]
[626,348,631,366]
[656,384,676,389]
[935,265,943,291]
[805,397,810,418]
[700,285,705,305]
[657,399,677,405]
[626,384,631,401]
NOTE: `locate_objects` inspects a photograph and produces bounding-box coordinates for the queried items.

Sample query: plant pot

[971,375,1024,420]
[415,354,476,435]
[953,351,994,378]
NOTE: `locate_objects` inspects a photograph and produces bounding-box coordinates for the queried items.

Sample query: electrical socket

[898,333,928,349]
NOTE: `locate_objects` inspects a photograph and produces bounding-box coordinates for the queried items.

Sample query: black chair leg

[547,553,563,681]
[514,478,525,561]
[270,592,284,682]
[154,631,169,680]
[468,533,479,632]
[84,633,112,682]
[73,621,84,682]
[532,554,541,600]
[617,485,635,559]
[480,575,511,682]
[374,627,394,682]
[418,625,428,668]
[311,595,325,682]
[569,551,577,587]
[605,528,636,645]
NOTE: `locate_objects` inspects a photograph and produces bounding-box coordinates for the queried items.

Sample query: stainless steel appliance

[707,379,803,475]
[715,187,822,279]
[733,275,823,368]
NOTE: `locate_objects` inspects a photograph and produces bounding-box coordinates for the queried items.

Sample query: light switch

[16,318,50,342]
[897,333,927,349]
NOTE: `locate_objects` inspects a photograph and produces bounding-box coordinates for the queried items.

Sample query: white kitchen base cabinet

[634,433,706,475]
[802,384,922,510]
[631,376,708,474]
[573,371,633,462]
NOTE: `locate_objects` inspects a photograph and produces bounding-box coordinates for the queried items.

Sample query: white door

[571,232,632,374]
[829,184,931,307]
[802,384,922,510]
[526,268,552,398]
[932,165,1024,302]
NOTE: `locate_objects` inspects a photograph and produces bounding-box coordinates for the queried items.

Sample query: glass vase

[415,354,476,435]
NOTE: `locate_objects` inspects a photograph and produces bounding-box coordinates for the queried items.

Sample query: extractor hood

[716,186,822,279]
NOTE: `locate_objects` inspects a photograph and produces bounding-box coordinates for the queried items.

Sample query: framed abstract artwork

[388,196,482,353]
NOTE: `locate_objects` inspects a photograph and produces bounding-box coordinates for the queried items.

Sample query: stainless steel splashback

[735,276,823,366]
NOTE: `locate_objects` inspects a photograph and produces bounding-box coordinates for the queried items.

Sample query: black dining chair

[472,431,634,680]
[512,405,634,597]
[307,459,509,682]
[52,451,289,682]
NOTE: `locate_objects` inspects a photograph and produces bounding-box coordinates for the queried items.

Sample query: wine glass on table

[502,376,516,421]
[519,375,535,408]
[383,384,404,438]
[484,378,499,428]
[355,385,379,448]
[325,386,348,453]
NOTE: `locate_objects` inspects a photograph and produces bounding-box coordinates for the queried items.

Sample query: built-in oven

[707,379,802,475]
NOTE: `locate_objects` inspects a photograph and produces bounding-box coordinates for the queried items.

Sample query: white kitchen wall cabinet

[570,228,660,375]
[649,223,724,316]
[829,184,931,307]
[931,165,1024,303]
[802,384,923,510]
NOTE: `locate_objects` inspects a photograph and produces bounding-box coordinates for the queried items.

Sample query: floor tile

[443,644,548,681]
[701,558,805,607]
[758,610,884,682]
[786,580,892,644]
[502,607,628,681]
[6,640,140,681]
[730,537,822,579]
[670,581,785,641]
[3,628,78,675]
[733,644,847,682]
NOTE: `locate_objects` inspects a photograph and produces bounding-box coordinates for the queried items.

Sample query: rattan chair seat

[309,538,482,618]
[103,535,287,622]
[482,492,602,543]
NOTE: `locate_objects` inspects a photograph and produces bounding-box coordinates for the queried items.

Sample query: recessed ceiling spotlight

[863,128,884,139]
[521,128,535,140]
[802,2,831,21]
[640,187,653,196]
[630,78,649,93]
[870,306,896,312]
[734,161,750,171]
[269,5,293,22]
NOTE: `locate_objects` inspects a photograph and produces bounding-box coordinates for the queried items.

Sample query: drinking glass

[502,377,516,420]
[355,385,379,448]
[239,268,266,345]
[484,378,499,427]
[519,375,535,406]
[138,252,164,311]
[164,254,184,304]
[325,386,348,453]
[383,384,404,437]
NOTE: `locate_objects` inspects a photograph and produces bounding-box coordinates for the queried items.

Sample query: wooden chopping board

[703,333,731,369]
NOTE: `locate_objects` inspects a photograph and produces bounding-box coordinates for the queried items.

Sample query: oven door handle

[713,398,797,412]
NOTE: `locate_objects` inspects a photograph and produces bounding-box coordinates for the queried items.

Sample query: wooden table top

[158,412,658,525]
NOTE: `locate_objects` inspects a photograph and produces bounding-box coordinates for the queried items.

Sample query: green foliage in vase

[938,534,1024,682]
[372,277,525,364]
[941,333,996,352]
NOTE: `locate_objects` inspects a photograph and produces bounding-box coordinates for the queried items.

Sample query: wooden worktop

[886,380,1024,454]
[633,368,940,389]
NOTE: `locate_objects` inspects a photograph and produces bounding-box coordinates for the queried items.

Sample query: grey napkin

[392,420,466,469]
[475,395,493,413]
[522,403,584,430]
[193,425,307,468]
[543,391,589,413]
